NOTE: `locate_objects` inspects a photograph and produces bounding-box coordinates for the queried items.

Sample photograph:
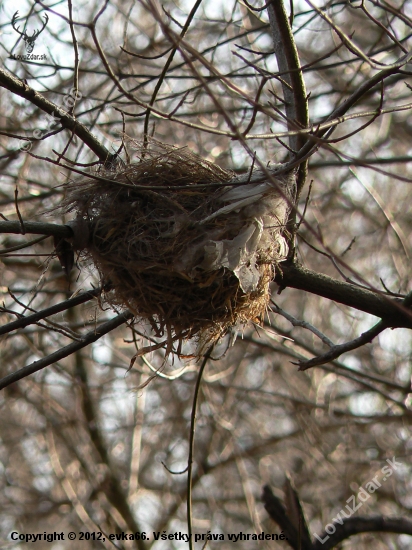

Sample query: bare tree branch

[295,320,386,371]
[0,221,73,238]
[0,68,116,164]
[0,287,101,336]
[275,262,412,329]
[0,311,133,390]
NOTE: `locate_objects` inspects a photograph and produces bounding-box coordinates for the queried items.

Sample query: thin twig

[271,301,334,347]
[143,0,203,143]
[187,347,213,550]
[0,235,48,255]
[14,188,25,234]
[295,320,386,371]
[67,0,79,114]
[306,0,412,71]
[295,179,312,231]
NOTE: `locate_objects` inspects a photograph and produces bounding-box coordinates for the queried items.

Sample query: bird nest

[63,139,292,354]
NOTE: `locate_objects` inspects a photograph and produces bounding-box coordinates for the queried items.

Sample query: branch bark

[287,63,412,174]
[0,221,73,238]
[262,484,311,550]
[267,0,308,194]
[275,262,412,329]
[0,311,133,390]
[264,484,412,550]
[0,287,102,336]
[0,68,116,164]
[295,320,386,370]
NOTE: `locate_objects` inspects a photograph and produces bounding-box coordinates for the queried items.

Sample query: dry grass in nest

[63,139,291,355]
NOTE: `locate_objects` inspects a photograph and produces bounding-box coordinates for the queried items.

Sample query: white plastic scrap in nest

[182,178,291,293]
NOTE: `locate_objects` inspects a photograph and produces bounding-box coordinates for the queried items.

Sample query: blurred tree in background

[0,0,411,548]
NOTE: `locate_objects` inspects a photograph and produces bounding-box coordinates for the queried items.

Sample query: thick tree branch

[0,221,73,238]
[262,484,311,550]
[275,262,412,329]
[264,484,412,550]
[262,486,298,549]
[0,68,116,164]
[267,0,308,195]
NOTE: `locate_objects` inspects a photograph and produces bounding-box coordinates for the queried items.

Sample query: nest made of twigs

[63,139,292,354]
